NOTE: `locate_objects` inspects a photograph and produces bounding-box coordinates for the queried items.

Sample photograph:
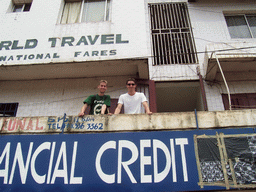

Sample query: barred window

[149,3,197,65]
[0,103,19,117]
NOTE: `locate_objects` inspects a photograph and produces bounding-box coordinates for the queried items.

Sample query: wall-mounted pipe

[214,52,232,110]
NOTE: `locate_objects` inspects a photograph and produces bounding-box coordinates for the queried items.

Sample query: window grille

[149,3,197,65]
[0,103,19,117]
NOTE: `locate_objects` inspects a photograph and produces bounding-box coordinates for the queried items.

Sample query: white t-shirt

[118,92,147,114]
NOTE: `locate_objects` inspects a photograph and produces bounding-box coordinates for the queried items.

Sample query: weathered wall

[1,109,255,134]
[0,0,148,65]
[146,0,256,111]
[1,0,256,115]
[187,0,256,111]
[0,76,130,117]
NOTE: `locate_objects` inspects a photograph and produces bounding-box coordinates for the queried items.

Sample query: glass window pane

[61,2,82,24]
[0,103,18,117]
[83,0,106,22]
[106,0,110,21]
[23,3,31,12]
[225,16,251,38]
[0,104,5,111]
[13,5,23,12]
[247,15,256,38]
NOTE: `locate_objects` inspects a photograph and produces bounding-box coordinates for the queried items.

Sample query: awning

[0,58,149,81]
[205,44,256,110]
[205,53,256,82]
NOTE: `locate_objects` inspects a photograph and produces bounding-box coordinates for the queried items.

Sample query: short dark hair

[126,78,136,85]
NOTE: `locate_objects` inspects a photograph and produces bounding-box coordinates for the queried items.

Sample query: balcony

[1,110,256,191]
[1,110,256,134]
[205,42,256,82]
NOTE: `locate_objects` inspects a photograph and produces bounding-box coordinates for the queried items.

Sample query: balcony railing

[1,109,256,134]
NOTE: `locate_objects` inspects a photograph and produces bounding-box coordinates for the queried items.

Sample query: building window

[222,93,256,110]
[0,103,19,117]
[12,0,32,12]
[61,0,110,24]
[149,3,197,65]
[225,14,256,38]
[194,132,256,188]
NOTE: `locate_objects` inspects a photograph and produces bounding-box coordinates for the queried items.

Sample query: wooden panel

[222,93,256,110]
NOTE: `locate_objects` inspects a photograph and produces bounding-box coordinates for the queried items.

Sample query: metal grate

[149,3,197,65]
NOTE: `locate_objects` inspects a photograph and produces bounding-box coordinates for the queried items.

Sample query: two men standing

[78,78,152,116]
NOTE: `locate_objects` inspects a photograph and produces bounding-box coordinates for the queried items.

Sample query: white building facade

[1,1,256,191]
[0,0,256,117]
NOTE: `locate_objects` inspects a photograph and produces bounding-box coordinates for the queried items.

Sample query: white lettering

[97,138,189,184]
[0,142,10,184]
[70,142,82,184]
[47,142,55,184]
[170,139,177,182]
[175,138,188,182]
[9,142,33,184]
[31,142,51,184]
[140,140,151,183]
[153,140,171,183]
[51,142,68,184]
[0,141,82,185]
[95,141,116,184]
[0,138,187,185]
[117,140,138,184]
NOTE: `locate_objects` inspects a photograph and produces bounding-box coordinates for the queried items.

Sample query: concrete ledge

[197,109,256,128]
[0,109,256,134]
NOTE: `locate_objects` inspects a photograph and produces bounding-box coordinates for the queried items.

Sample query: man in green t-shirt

[78,80,111,116]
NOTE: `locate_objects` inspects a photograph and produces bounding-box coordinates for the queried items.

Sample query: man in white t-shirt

[114,78,152,114]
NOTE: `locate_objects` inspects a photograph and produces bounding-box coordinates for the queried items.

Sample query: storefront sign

[0,128,255,191]
[0,34,129,64]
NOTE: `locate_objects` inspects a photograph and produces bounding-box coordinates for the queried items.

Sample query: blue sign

[0,128,255,192]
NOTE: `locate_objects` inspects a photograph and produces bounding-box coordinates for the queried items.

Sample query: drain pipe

[61,113,67,133]
[194,109,199,130]
[199,74,208,111]
[214,52,232,110]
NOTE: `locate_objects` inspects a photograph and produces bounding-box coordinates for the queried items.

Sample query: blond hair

[99,80,108,85]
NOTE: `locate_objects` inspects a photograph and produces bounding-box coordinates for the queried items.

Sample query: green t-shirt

[83,94,111,115]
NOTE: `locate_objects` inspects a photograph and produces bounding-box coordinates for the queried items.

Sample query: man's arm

[142,101,152,115]
[78,103,88,117]
[114,103,123,114]
[102,95,111,115]
[101,104,107,114]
